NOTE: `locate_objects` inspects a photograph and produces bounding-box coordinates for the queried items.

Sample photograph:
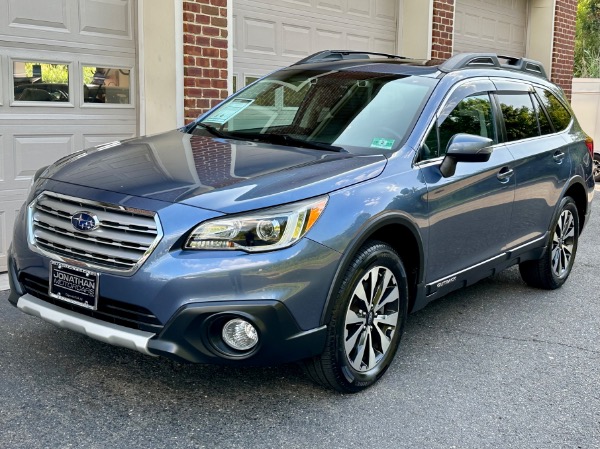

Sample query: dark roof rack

[439,53,548,79]
[294,50,407,65]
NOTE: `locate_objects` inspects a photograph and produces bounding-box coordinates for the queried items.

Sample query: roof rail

[439,53,548,79]
[294,50,406,65]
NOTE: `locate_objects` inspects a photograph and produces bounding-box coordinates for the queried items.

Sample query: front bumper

[12,290,327,365]
[9,182,340,365]
[16,294,155,355]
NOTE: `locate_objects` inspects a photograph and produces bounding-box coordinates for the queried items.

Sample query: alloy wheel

[344,266,400,372]
[551,209,576,278]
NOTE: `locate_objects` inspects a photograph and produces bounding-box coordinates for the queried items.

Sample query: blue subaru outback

[7,52,595,392]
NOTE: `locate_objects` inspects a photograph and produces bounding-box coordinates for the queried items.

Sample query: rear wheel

[303,241,408,393]
[519,196,579,289]
[594,153,600,183]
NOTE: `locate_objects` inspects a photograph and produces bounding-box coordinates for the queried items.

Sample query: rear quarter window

[535,87,572,132]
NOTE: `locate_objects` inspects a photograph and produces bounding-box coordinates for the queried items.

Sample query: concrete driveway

[1,187,599,449]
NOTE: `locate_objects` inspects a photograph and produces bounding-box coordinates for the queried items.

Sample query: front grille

[20,274,164,333]
[29,191,162,273]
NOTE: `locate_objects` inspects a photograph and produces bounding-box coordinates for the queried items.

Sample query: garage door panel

[1,0,135,51]
[318,0,343,13]
[14,135,74,181]
[234,0,398,84]
[315,29,344,51]
[347,34,370,51]
[79,0,133,40]
[243,18,277,55]
[373,37,396,55]
[348,0,370,18]
[282,25,311,58]
[454,0,527,57]
[375,0,396,21]
[7,0,70,33]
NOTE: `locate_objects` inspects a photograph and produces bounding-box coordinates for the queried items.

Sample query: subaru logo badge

[71,211,99,232]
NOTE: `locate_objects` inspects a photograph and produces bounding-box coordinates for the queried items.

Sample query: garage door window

[83,67,131,104]
[13,61,70,103]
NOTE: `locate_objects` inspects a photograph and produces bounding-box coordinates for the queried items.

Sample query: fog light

[222,318,259,351]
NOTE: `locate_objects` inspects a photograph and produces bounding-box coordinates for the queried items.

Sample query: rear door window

[532,94,554,135]
[498,93,539,142]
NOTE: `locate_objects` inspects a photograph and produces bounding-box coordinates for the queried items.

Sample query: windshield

[196,69,437,153]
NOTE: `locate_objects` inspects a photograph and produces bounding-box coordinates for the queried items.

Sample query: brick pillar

[431,0,455,60]
[183,0,229,124]
[551,0,577,100]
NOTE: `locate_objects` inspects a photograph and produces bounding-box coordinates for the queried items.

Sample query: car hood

[45,130,387,213]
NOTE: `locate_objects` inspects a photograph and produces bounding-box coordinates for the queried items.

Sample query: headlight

[185,196,328,252]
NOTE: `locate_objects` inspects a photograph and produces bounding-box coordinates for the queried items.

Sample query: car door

[493,81,572,249]
[416,80,516,290]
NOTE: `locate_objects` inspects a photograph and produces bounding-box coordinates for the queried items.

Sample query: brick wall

[431,0,455,60]
[551,0,577,100]
[183,0,228,124]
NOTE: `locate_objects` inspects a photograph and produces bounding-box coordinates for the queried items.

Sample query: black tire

[303,241,408,393]
[519,196,579,289]
[594,153,600,183]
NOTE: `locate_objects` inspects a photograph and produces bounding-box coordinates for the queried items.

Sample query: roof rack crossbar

[294,50,407,65]
[439,53,548,79]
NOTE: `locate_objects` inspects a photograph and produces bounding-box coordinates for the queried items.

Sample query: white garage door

[0,0,137,272]
[454,0,528,57]
[233,0,399,89]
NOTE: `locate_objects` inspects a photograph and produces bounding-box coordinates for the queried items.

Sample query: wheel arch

[563,177,588,233]
[319,213,425,326]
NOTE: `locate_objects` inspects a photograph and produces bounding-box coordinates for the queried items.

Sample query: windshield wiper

[192,122,230,138]
[232,132,346,153]
[190,125,346,153]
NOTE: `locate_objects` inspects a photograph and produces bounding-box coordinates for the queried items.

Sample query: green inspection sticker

[370,137,395,150]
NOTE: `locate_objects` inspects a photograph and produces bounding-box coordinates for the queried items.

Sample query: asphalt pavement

[1,189,599,449]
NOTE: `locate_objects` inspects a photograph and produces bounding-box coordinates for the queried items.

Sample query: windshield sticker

[370,138,395,150]
[205,98,254,125]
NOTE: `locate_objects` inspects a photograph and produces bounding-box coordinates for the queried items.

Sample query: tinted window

[532,95,553,135]
[535,88,572,132]
[420,93,494,161]
[498,93,539,142]
[83,66,131,104]
[13,61,69,102]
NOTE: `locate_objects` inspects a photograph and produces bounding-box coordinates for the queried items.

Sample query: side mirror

[439,133,493,177]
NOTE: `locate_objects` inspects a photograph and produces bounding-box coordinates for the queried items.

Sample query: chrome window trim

[27,191,163,276]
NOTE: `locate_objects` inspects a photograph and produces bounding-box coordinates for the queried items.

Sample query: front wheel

[519,196,579,289]
[303,241,408,393]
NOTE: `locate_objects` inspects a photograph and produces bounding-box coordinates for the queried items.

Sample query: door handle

[497,167,514,183]
[553,151,565,163]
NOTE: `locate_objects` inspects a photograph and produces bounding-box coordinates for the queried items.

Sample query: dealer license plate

[49,261,99,310]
